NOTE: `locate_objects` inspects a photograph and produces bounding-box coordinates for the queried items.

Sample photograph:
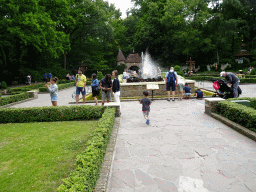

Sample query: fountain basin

[120,79,196,97]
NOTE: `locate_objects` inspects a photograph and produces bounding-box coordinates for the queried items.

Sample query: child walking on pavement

[138,90,152,125]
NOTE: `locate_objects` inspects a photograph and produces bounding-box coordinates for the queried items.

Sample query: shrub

[116,64,126,75]
[0,105,104,123]
[185,76,224,81]
[57,107,116,192]
[250,68,256,75]
[0,93,2,97]
[1,81,7,89]
[0,92,30,106]
[97,71,104,81]
[239,78,256,83]
[217,99,256,130]
[174,65,181,72]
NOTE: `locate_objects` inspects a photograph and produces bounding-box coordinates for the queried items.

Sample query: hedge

[39,82,75,92]
[217,100,256,131]
[185,76,224,81]
[0,105,104,123]
[57,107,116,192]
[239,78,256,83]
[227,97,256,110]
[0,93,2,97]
[7,83,45,93]
[0,92,30,107]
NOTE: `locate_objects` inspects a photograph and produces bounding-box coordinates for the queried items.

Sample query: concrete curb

[95,117,121,192]
[209,112,256,142]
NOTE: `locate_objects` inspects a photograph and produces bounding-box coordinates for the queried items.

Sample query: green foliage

[217,99,256,130]
[116,64,126,75]
[0,93,2,97]
[239,78,256,83]
[1,81,7,89]
[97,71,104,81]
[185,76,224,81]
[57,108,116,192]
[250,68,256,75]
[174,65,181,72]
[0,105,104,123]
[0,92,29,106]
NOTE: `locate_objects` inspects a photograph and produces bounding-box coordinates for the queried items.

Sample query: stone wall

[120,80,195,97]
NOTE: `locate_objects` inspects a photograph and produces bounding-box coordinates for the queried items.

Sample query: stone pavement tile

[170,144,196,159]
[180,158,202,180]
[178,176,209,192]
[227,181,252,192]
[134,169,155,186]
[232,166,256,183]
[109,188,134,192]
[154,178,178,192]
[134,185,161,192]
[114,147,130,160]
[109,170,136,188]
[201,170,237,192]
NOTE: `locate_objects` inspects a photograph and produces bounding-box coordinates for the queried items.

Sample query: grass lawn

[0,121,97,192]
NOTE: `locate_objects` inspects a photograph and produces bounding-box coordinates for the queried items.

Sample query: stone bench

[205,98,225,115]
[104,102,121,117]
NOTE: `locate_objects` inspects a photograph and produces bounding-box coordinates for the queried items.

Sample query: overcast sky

[106,0,134,19]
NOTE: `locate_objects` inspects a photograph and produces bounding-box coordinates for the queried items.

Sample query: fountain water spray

[141,51,161,79]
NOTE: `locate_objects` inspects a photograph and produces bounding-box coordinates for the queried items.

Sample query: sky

[106,0,134,19]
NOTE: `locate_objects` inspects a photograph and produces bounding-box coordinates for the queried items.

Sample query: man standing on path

[220,71,239,98]
[75,69,87,104]
[165,67,178,101]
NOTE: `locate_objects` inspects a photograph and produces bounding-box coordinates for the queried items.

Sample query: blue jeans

[232,81,239,98]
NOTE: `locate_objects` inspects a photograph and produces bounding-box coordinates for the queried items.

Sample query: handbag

[96,86,101,92]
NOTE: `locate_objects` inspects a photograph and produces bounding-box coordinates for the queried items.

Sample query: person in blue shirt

[165,67,178,101]
[183,83,191,99]
[43,72,47,83]
[196,88,203,99]
[91,73,100,106]
[48,72,52,82]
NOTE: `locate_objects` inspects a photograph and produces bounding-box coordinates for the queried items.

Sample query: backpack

[167,71,175,83]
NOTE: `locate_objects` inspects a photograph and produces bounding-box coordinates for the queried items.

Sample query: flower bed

[217,98,256,131]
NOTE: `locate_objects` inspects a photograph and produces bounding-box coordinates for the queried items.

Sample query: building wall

[125,63,142,71]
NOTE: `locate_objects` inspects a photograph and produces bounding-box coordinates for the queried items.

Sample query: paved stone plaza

[9,83,256,191]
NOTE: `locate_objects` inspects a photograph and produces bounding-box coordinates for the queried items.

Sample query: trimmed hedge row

[217,100,256,131]
[0,105,104,123]
[239,78,256,83]
[57,107,116,192]
[185,76,224,81]
[39,82,75,92]
[0,92,30,107]
[227,97,256,110]
[7,83,45,93]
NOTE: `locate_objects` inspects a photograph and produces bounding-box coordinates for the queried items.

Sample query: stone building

[116,50,142,72]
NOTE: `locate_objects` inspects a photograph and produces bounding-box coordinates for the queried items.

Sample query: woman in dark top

[99,74,112,106]
[112,70,120,103]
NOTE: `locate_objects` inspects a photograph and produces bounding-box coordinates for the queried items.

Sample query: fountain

[120,50,195,98]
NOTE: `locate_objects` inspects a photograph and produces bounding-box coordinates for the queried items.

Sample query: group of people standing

[165,67,203,101]
[74,69,120,106]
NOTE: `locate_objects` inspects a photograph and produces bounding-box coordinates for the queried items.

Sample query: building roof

[125,53,142,63]
[116,50,126,62]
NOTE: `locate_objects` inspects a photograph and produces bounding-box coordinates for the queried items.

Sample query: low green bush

[250,68,256,75]
[57,107,116,192]
[0,105,104,123]
[0,93,2,97]
[217,100,256,131]
[185,76,224,81]
[227,97,256,110]
[0,92,29,106]
[58,80,75,84]
[239,78,256,83]
[1,81,7,89]
[39,82,75,92]
[244,75,256,78]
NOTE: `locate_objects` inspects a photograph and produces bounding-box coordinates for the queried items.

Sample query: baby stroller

[212,79,242,99]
